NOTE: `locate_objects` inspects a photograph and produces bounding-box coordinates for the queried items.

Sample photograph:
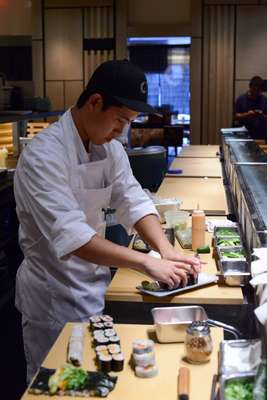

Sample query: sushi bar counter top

[156,177,228,215]
[106,220,243,305]
[177,145,220,158]
[167,157,222,178]
[21,323,223,400]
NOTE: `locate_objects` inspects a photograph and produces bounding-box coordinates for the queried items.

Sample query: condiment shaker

[185,321,213,364]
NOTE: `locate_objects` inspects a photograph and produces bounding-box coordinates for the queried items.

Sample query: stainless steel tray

[136,272,217,297]
[219,261,250,286]
[214,226,241,239]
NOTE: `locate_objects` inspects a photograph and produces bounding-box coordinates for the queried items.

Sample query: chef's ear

[86,93,103,112]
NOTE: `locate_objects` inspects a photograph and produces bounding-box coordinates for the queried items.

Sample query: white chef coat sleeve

[15,144,96,259]
[108,142,159,231]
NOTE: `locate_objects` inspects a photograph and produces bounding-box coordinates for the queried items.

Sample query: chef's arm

[236,110,255,120]
[134,214,173,257]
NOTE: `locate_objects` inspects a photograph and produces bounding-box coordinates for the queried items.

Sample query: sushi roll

[103,321,114,329]
[135,365,158,378]
[92,322,105,330]
[89,315,102,326]
[93,329,105,338]
[98,354,112,373]
[132,339,154,355]
[104,328,116,337]
[112,353,124,372]
[186,272,198,286]
[94,336,109,346]
[95,345,108,354]
[109,335,120,345]
[107,344,121,355]
[101,315,114,323]
[133,351,155,367]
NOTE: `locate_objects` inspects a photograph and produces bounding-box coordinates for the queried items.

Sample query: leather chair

[127,145,167,192]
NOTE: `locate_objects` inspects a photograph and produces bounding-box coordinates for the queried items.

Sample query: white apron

[16,113,113,381]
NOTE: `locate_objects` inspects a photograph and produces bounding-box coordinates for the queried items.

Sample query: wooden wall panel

[46,81,64,110]
[45,8,83,81]
[65,81,84,108]
[202,4,235,144]
[45,0,112,7]
[32,40,44,97]
[32,0,43,40]
[236,5,267,79]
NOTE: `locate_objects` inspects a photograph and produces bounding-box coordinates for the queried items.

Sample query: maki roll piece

[98,354,112,373]
[109,335,120,345]
[101,315,114,323]
[93,329,105,338]
[112,353,124,372]
[186,273,198,286]
[103,321,114,329]
[104,328,116,337]
[135,365,158,378]
[107,344,121,355]
[94,336,109,347]
[95,345,108,354]
[89,315,102,326]
[132,339,154,355]
[92,322,105,331]
[133,351,155,367]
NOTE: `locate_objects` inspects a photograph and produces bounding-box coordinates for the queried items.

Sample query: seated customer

[235,76,267,141]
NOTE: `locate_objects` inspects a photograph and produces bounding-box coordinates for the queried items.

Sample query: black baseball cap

[85,59,156,114]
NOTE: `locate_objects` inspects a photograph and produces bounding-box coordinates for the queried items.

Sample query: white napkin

[260,286,267,306]
[251,259,267,277]
[252,248,267,259]
[206,219,236,233]
[250,273,267,287]
[254,302,267,326]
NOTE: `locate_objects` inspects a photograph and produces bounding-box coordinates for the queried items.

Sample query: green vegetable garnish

[196,245,210,254]
[48,364,89,394]
[216,228,239,237]
[141,280,161,291]
[221,250,245,259]
[224,378,254,400]
[217,238,241,247]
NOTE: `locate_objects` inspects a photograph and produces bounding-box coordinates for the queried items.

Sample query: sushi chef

[14,60,201,382]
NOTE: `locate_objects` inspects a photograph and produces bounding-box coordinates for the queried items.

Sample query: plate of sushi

[136,272,218,297]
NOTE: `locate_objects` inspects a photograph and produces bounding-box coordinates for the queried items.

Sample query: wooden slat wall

[84,6,114,83]
[27,122,50,137]
[202,4,235,144]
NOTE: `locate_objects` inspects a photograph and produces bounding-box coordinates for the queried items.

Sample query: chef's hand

[160,247,202,276]
[144,257,194,289]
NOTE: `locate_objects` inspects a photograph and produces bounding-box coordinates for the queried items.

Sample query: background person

[235,75,267,141]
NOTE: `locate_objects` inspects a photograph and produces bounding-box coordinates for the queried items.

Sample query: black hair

[249,76,263,88]
[76,89,123,110]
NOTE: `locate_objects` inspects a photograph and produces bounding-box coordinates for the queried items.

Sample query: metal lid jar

[185,321,213,364]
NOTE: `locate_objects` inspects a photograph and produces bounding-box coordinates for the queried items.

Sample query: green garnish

[48,364,89,394]
[196,245,210,254]
[224,378,253,400]
[216,228,239,237]
[221,250,245,259]
[141,280,161,291]
[217,238,241,247]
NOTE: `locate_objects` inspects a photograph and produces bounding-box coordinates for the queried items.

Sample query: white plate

[136,272,218,297]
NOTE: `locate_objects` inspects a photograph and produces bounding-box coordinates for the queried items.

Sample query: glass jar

[185,321,213,364]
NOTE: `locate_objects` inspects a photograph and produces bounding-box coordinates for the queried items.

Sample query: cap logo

[140,81,147,95]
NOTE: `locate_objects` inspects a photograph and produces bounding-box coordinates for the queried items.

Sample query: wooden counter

[168,157,222,178]
[106,224,243,305]
[21,323,223,400]
[178,145,220,158]
[157,177,228,215]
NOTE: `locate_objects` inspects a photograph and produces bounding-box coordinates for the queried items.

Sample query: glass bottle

[185,321,213,364]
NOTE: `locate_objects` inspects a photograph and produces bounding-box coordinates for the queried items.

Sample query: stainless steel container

[219,261,250,286]
[151,306,242,343]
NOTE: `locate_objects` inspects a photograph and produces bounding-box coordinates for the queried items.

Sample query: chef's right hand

[143,257,191,289]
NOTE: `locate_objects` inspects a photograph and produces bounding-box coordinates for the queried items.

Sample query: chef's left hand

[160,248,202,276]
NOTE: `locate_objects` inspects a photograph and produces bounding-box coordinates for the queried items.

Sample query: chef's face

[83,94,138,145]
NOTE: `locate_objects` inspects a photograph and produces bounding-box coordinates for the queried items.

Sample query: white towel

[254,302,267,326]
[251,259,267,277]
[249,273,267,288]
